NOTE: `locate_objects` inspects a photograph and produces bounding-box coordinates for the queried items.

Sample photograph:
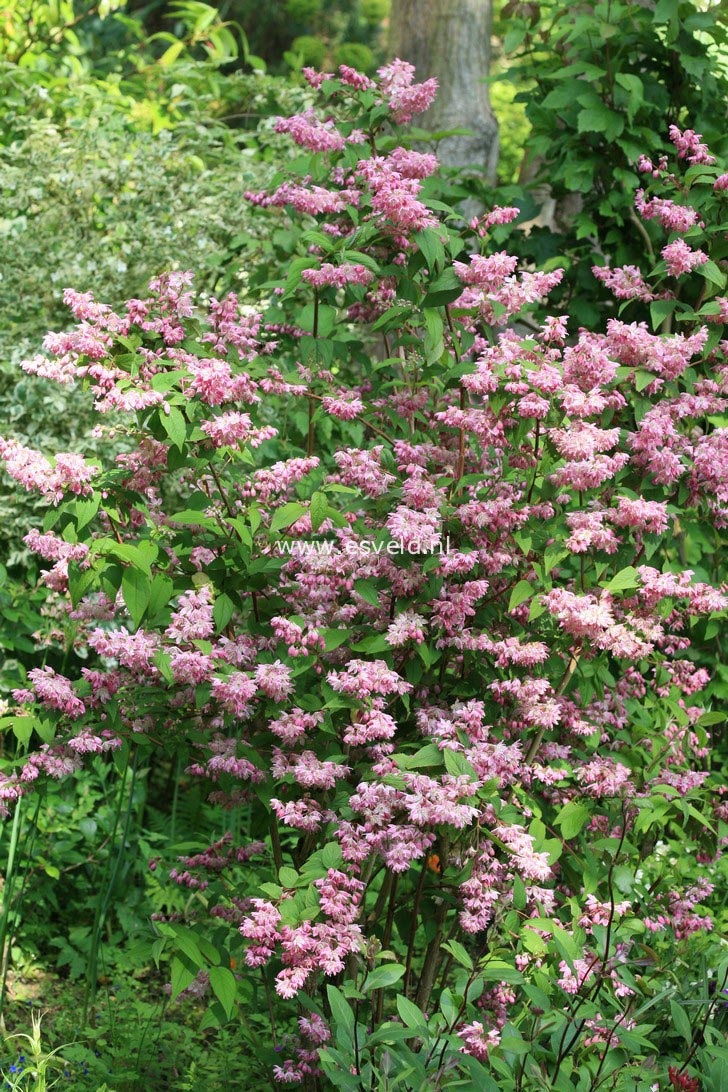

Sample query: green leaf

[396,995,428,1030]
[321,842,343,869]
[403,743,443,769]
[481,960,524,984]
[279,866,299,888]
[310,491,328,533]
[423,267,463,306]
[603,566,639,593]
[577,105,623,138]
[352,633,390,653]
[544,545,567,575]
[614,73,643,99]
[509,579,533,611]
[700,259,727,290]
[424,309,445,363]
[635,369,656,392]
[11,716,36,746]
[322,629,354,651]
[122,566,151,627]
[147,574,174,620]
[697,711,724,727]
[669,1000,692,1045]
[415,228,445,271]
[327,984,355,1034]
[554,801,590,839]
[154,650,174,685]
[649,299,677,332]
[170,956,197,1001]
[213,593,235,632]
[443,748,478,781]
[74,494,100,532]
[363,964,406,992]
[353,579,380,607]
[160,406,187,451]
[269,502,307,535]
[171,929,204,967]
[442,940,473,971]
[209,966,237,1019]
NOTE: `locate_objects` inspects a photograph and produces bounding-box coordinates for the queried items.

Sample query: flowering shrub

[1,61,727,1089]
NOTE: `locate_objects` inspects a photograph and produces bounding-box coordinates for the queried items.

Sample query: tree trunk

[388,0,498,182]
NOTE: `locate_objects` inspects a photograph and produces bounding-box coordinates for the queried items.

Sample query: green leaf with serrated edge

[170,955,197,1000]
[603,566,639,592]
[401,743,443,768]
[269,502,307,535]
[554,801,591,839]
[353,579,380,607]
[171,928,204,967]
[122,566,151,627]
[700,259,727,289]
[146,574,173,620]
[209,966,237,1019]
[213,593,235,631]
[509,579,533,611]
[160,406,187,450]
[321,842,343,868]
[11,716,36,746]
[322,629,353,651]
[443,748,478,781]
[310,491,328,532]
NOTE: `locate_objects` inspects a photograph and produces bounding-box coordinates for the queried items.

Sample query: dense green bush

[496,0,728,324]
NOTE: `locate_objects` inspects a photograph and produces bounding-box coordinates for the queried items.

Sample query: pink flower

[377,58,438,123]
[255,661,295,702]
[274,110,346,153]
[321,394,365,420]
[27,668,85,719]
[458,1021,501,1061]
[0,438,97,503]
[592,264,655,301]
[668,124,716,165]
[327,659,411,698]
[165,585,215,643]
[635,190,701,233]
[661,240,708,277]
[301,263,374,289]
[200,412,277,449]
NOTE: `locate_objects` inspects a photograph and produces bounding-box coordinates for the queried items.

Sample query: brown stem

[366,870,393,928]
[373,876,400,1025]
[414,896,448,1012]
[270,815,284,875]
[403,863,428,999]
[382,874,399,952]
[262,969,278,1047]
[208,460,236,522]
